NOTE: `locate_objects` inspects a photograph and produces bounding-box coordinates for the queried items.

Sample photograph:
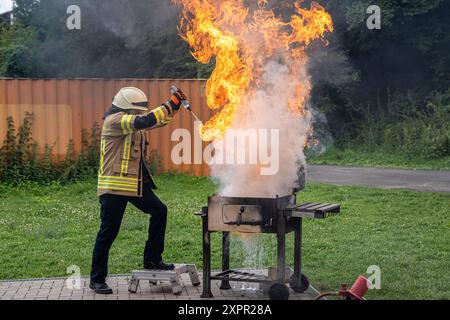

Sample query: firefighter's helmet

[113,87,148,111]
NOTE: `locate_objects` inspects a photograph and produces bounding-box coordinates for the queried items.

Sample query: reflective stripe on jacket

[97,104,177,197]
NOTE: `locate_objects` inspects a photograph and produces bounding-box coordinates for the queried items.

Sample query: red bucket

[349,275,369,300]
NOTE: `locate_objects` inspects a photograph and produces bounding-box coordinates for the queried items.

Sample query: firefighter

[90,86,187,294]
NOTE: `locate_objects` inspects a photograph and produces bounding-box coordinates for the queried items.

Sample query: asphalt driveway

[307,165,450,192]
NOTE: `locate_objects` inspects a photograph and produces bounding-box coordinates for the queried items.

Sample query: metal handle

[170,85,191,110]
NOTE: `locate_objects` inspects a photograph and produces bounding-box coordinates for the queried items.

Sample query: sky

[0,0,13,14]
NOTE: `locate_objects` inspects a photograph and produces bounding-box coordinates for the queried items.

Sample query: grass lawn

[308,148,450,170]
[0,174,448,300]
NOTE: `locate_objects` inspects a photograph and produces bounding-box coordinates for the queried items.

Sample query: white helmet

[112,87,148,111]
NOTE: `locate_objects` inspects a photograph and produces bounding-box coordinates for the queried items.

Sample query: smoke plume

[174,0,333,197]
[211,60,311,197]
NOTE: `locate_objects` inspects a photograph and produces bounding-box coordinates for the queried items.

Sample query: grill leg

[201,210,213,298]
[293,217,302,283]
[276,210,286,283]
[220,232,231,290]
[290,217,309,293]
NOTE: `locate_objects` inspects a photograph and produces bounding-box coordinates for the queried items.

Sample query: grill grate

[285,202,340,219]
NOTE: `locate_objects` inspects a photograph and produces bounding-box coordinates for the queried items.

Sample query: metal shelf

[211,270,271,283]
[285,202,341,219]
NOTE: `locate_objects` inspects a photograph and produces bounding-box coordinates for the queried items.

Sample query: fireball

[174,0,333,141]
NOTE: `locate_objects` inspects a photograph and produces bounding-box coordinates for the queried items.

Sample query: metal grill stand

[198,201,340,300]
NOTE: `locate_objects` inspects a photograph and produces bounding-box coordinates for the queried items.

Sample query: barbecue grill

[197,192,341,300]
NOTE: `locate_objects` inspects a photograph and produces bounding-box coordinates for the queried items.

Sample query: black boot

[144,261,175,270]
[89,282,113,294]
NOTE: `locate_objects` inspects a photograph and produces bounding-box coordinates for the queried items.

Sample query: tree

[8,0,203,78]
[12,0,40,25]
[309,0,450,140]
[0,23,38,77]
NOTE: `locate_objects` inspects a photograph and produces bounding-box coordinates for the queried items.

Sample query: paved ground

[307,165,450,192]
[0,271,314,300]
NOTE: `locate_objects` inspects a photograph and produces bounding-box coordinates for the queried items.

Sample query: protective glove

[169,88,188,111]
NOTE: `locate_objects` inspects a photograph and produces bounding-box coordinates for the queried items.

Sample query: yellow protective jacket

[97,103,177,197]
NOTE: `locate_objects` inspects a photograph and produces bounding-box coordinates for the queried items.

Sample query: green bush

[338,90,450,160]
[0,112,101,185]
[0,112,164,185]
[146,149,163,175]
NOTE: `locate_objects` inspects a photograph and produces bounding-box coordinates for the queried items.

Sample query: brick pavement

[0,270,314,300]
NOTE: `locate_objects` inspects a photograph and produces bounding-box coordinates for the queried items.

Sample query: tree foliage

[0,22,38,76]
[3,0,448,86]
[2,0,200,78]
[0,0,448,157]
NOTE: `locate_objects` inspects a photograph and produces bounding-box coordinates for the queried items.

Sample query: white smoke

[210,59,312,197]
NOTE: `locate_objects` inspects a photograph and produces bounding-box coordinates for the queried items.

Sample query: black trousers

[90,183,167,284]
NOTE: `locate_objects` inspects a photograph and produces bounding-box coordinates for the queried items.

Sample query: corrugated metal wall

[0,78,212,176]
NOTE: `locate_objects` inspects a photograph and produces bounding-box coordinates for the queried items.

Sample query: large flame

[175,0,333,141]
